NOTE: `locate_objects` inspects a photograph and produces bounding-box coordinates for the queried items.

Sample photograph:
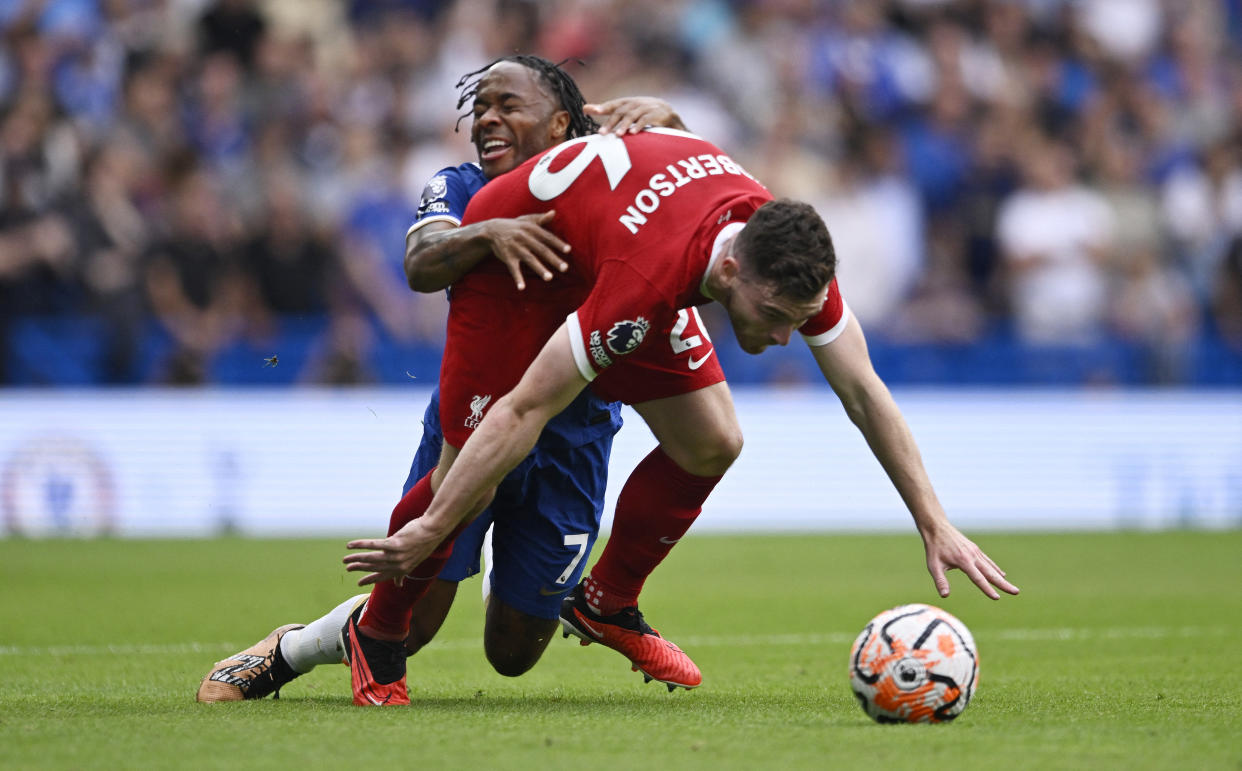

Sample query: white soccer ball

[848,603,979,723]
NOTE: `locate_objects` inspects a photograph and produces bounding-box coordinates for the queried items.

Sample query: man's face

[722,271,828,355]
[470,62,569,179]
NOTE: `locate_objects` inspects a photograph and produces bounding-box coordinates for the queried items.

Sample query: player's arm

[404,212,572,292]
[808,318,1020,601]
[343,324,588,584]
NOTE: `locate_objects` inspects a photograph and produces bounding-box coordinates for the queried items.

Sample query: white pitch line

[679,625,1228,648]
[0,625,1227,658]
[0,642,247,657]
[990,625,1226,642]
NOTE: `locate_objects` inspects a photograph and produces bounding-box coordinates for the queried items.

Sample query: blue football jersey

[407,163,488,237]
[409,164,622,448]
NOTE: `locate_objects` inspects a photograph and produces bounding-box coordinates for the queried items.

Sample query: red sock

[359,470,467,639]
[586,447,721,615]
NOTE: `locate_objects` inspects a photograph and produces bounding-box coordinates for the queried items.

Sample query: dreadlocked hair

[454,55,599,138]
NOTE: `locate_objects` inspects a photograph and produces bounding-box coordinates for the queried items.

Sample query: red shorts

[439,273,724,448]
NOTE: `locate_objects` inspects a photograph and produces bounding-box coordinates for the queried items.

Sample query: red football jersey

[461,128,845,384]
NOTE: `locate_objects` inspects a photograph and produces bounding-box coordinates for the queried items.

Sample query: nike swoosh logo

[348,620,391,706]
[539,585,568,596]
[575,612,605,639]
[687,350,714,370]
[659,536,681,545]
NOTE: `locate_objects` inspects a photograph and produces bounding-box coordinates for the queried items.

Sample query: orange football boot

[340,605,410,706]
[559,584,702,691]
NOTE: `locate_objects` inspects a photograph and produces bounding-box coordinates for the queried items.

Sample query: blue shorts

[402,390,614,619]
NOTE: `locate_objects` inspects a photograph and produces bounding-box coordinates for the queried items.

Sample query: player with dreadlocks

[198,56,703,706]
[402,55,606,295]
[457,54,601,135]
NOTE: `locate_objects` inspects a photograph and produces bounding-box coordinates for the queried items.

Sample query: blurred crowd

[2,0,1241,386]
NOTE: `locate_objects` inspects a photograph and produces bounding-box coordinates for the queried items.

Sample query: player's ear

[718,253,742,286]
[550,110,570,141]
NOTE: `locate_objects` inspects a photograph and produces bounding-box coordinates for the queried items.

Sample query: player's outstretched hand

[586,97,686,135]
[343,518,443,587]
[922,524,1019,600]
[482,211,571,290]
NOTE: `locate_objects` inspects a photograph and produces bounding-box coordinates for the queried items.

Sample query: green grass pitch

[1,531,1240,770]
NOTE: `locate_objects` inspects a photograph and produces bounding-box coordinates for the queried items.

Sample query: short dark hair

[733,199,836,301]
[455,55,599,138]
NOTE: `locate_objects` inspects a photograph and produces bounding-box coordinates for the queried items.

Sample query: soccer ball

[848,603,979,724]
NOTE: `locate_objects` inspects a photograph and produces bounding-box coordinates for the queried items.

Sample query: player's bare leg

[562,382,740,690]
[404,579,459,656]
[634,382,743,478]
[483,599,560,677]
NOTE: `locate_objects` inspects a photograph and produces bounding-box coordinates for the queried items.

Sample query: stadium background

[1,0,1240,538]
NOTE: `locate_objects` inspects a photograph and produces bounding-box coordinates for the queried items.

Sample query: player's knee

[483,632,548,677]
[482,604,557,677]
[716,426,744,469]
[675,427,743,477]
[484,643,541,677]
